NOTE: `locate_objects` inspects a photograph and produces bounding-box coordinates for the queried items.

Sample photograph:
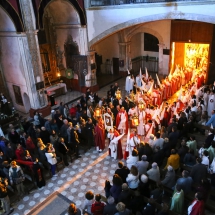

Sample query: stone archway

[89,12,215,47]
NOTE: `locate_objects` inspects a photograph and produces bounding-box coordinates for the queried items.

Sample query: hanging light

[115,89,121,99]
[94,107,101,117]
[132,114,139,127]
[138,101,145,109]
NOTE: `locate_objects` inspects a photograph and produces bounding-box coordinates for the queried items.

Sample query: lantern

[132,114,139,127]
[138,101,145,109]
[115,89,121,100]
[94,107,101,117]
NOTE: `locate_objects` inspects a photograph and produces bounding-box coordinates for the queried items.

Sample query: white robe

[207,95,215,116]
[118,112,127,132]
[128,136,140,156]
[125,76,134,92]
[136,76,141,87]
[109,134,124,159]
[137,111,145,136]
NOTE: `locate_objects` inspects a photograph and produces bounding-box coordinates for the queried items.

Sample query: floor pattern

[11,136,128,215]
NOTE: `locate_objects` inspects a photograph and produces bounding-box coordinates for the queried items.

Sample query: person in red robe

[94,116,105,151]
[188,192,205,215]
[197,75,202,89]
[113,128,123,160]
[116,107,128,134]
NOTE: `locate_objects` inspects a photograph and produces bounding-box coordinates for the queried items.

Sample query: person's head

[63,119,68,125]
[176,184,182,192]
[141,155,147,161]
[195,192,203,201]
[16,143,21,149]
[10,161,17,168]
[95,194,101,202]
[203,150,209,157]
[152,162,158,169]
[68,203,77,215]
[140,174,148,183]
[182,170,189,178]
[118,161,124,169]
[85,191,94,200]
[130,165,138,176]
[155,132,160,139]
[167,165,173,172]
[116,202,125,212]
[171,149,176,155]
[112,174,123,186]
[196,157,202,164]
[107,196,115,204]
[132,149,138,157]
[149,134,154,140]
[122,183,129,191]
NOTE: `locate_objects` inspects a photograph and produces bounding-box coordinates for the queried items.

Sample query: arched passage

[89,12,215,47]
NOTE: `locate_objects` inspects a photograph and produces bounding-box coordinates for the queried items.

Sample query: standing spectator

[170,184,184,215]
[164,149,180,171]
[110,174,123,203]
[58,137,69,166]
[126,149,139,170]
[126,165,139,190]
[68,203,81,215]
[9,161,25,198]
[147,162,160,183]
[190,157,208,185]
[86,118,95,150]
[8,129,20,148]
[58,102,64,116]
[45,147,57,177]
[103,196,117,215]
[138,174,150,198]
[188,192,205,215]
[161,165,175,189]
[175,170,193,194]
[178,138,189,162]
[135,155,149,175]
[40,127,50,144]
[33,111,40,128]
[91,194,106,215]
[118,183,133,208]
[115,161,130,183]
[183,149,196,167]
[153,132,164,150]
[15,144,25,160]
[115,202,130,215]
[25,135,36,157]
[0,177,14,214]
[44,118,52,134]
[60,119,69,143]
[82,190,94,214]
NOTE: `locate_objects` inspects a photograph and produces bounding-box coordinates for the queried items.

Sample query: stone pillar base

[29,105,51,118]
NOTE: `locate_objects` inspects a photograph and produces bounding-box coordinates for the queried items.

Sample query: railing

[90,0,205,6]
[132,56,158,73]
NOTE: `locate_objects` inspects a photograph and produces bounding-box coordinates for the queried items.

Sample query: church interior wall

[93,33,119,73]
[0,36,28,113]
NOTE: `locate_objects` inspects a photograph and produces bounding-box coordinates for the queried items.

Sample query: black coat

[190,163,207,184]
[118,190,133,207]
[115,167,130,183]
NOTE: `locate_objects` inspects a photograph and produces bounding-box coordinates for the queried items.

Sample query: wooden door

[112,58,119,75]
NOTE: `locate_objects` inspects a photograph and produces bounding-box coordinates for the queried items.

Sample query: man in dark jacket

[118,183,133,208]
[190,157,207,185]
[103,196,117,215]
[115,161,130,183]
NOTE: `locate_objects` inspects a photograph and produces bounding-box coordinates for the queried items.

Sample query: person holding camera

[0,177,14,214]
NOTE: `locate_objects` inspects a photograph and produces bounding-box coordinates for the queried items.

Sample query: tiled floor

[9,76,214,215]
[12,137,128,215]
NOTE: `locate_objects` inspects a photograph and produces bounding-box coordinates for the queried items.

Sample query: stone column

[86,50,97,87]
[158,43,165,75]
[19,0,48,111]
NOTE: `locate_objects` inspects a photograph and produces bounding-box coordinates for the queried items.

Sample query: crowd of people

[0,63,215,214]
